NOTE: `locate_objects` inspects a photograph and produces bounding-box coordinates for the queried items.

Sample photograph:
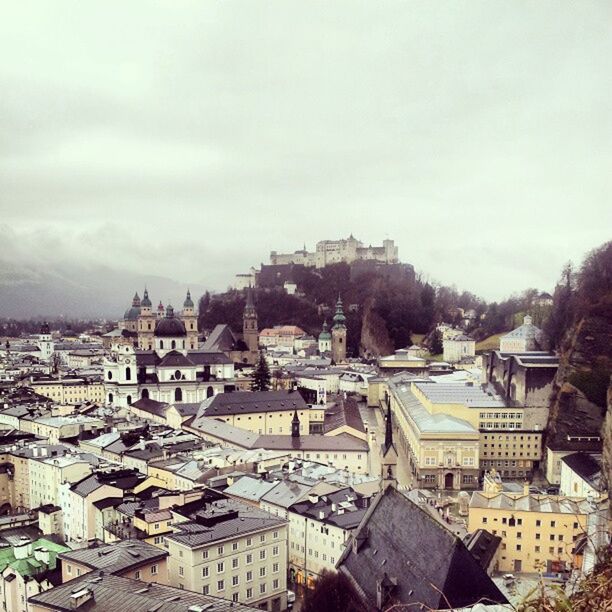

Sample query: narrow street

[360,402,414,488]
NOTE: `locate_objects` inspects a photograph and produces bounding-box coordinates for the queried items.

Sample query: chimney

[69,588,95,609]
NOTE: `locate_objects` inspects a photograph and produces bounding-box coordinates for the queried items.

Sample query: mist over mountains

[0,259,205,319]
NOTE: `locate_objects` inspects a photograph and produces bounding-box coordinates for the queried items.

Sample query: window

[517,532,522,539]
[232,576,239,586]
[246,553,253,564]
[551,521,556,527]
[175,387,182,402]
[272,545,279,556]
[217,562,224,573]
[550,534,555,541]
[179,566,184,576]
[273,563,279,573]
[202,585,209,595]
[232,593,239,603]
[482,517,487,524]
[558,547,563,554]
[535,533,541,540]
[259,550,266,560]
[67,565,72,575]
[536,520,541,527]
[246,538,252,546]
[232,558,238,569]
[273,578,279,589]
[259,567,266,577]
[232,542,238,551]
[246,571,253,582]
[202,550,209,559]
[151,565,158,575]
[260,534,266,543]
[246,588,253,599]
[202,567,209,578]
[535,546,540,553]
[217,580,224,591]
[516,544,521,551]
[125,367,131,380]
[260,583,267,594]
[218,546,224,555]
[273,530,278,539]
[134,570,140,580]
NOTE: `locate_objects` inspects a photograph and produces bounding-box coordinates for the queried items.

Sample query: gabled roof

[130,398,169,418]
[157,351,195,368]
[202,324,238,352]
[337,487,507,610]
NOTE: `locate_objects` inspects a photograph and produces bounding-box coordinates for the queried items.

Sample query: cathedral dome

[123,306,141,321]
[155,305,186,337]
[183,289,194,308]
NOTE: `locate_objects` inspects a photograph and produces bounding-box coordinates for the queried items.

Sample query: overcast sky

[1,1,610,301]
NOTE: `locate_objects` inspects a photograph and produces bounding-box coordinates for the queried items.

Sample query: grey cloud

[1,1,611,304]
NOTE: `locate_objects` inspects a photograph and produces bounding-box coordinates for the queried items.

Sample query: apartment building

[164,494,288,611]
[468,489,608,573]
[287,487,369,588]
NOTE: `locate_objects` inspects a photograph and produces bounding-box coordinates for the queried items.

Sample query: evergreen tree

[430,328,443,355]
[251,350,271,391]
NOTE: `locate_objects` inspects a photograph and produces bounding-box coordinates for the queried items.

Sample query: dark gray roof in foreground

[28,572,260,611]
[58,540,167,575]
[337,486,507,610]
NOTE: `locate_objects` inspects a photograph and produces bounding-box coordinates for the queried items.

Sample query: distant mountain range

[0,259,206,319]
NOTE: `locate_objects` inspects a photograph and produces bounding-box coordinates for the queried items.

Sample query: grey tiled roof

[202,390,307,417]
[58,540,167,575]
[167,498,286,548]
[28,573,260,611]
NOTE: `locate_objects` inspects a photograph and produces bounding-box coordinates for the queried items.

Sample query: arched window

[171,340,176,350]
[160,340,164,349]
[182,340,185,349]
[125,367,131,381]
[148,323,151,330]
[127,395,132,405]
[141,389,149,399]
[108,393,113,404]
[107,371,113,380]
[175,388,183,402]
[207,386,214,398]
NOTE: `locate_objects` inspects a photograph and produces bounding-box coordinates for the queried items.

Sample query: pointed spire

[332,295,346,329]
[183,289,194,308]
[291,410,300,438]
[132,292,141,307]
[141,287,152,307]
[384,402,393,453]
[244,286,256,316]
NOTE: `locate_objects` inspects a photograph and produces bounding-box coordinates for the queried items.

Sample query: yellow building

[385,374,480,489]
[29,377,104,405]
[468,488,608,573]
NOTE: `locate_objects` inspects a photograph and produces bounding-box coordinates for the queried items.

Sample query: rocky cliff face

[359,297,394,357]
[546,243,611,486]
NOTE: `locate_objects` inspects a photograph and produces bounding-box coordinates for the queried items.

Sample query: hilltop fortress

[270,235,398,268]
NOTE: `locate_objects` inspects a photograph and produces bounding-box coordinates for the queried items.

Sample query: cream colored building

[385,375,480,489]
[468,489,608,573]
[443,334,476,363]
[29,454,94,508]
[28,378,104,405]
[165,498,288,611]
[287,488,368,588]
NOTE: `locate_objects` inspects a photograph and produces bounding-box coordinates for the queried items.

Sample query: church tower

[243,287,259,354]
[380,403,398,490]
[291,410,300,437]
[137,288,156,350]
[331,296,347,363]
[181,290,199,350]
